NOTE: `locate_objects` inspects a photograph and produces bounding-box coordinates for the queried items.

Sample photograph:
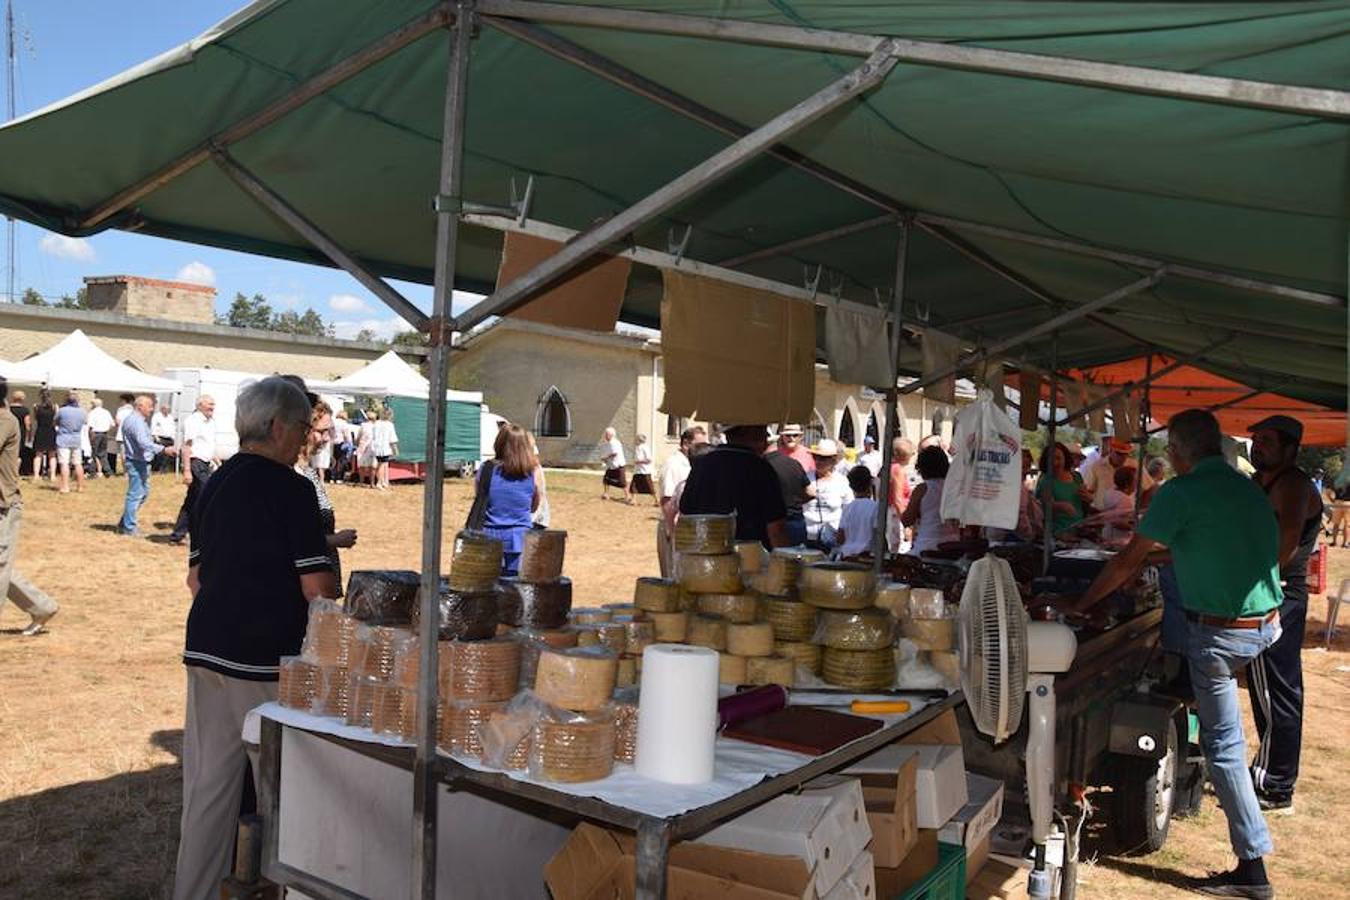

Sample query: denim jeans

[120,458,150,532]
[1159,564,1187,653]
[784,515,807,547]
[1186,614,1281,859]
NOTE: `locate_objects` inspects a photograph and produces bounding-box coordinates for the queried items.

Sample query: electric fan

[959,554,1077,899]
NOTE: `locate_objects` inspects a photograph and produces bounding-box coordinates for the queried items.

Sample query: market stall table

[251,690,963,899]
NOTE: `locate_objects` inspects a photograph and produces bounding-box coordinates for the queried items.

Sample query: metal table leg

[635,819,674,900]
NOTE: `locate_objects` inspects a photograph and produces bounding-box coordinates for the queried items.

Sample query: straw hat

[809,438,840,458]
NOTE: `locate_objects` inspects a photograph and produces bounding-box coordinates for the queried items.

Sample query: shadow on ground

[0,730,183,900]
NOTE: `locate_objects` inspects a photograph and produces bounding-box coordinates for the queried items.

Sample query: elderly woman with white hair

[599,426,626,500]
[173,376,336,900]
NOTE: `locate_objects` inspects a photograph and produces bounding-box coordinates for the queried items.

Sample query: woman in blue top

[477,423,547,576]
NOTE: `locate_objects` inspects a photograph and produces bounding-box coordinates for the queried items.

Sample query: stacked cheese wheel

[797,562,896,690]
[529,646,620,782]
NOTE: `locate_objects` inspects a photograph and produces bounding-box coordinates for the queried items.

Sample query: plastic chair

[1326,578,1350,648]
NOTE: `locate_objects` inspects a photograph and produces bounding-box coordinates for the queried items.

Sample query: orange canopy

[1066,355,1346,446]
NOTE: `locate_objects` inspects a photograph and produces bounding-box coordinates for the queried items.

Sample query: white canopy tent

[312,350,480,403]
[3,329,180,393]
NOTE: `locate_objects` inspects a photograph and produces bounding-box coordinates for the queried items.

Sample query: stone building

[0,302,421,384]
[454,318,969,470]
[82,275,216,325]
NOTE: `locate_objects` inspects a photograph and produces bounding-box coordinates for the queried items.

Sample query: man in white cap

[803,438,851,549]
[775,423,815,475]
[1083,437,1153,508]
[857,434,882,477]
[1245,414,1321,814]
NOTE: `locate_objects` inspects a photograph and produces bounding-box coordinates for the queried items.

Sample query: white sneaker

[21,610,56,636]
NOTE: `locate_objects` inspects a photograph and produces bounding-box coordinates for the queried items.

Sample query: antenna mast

[4,0,15,304]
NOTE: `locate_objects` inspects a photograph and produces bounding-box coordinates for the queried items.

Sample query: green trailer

[386,394,485,477]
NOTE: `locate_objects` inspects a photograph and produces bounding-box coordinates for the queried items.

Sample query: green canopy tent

[2,2,1345,896]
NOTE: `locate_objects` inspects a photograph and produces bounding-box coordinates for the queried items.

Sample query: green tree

[225,292,274,329]
[352,328,378,343]
[20,287,46,307]
[391,329,427,350]
[271,307,332,338]
[56,286,88,309]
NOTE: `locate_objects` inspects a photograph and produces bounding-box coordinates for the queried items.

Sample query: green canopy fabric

[387,395,483,465]
[0,0,1344,407]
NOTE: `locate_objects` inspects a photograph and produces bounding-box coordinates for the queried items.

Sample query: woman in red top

[886,437,915,551]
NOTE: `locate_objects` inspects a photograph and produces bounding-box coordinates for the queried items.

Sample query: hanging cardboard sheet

[1087,385,1108,434]
[497,231,632,332]
[1066,381,1089,427]
[825,304,894,388]
[659,270,815,424]
[1109,392,1134,439]
[1017,369,1041,431]
[920,330,962,406]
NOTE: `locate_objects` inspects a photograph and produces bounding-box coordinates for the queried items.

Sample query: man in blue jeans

[118,394,176,536]
[1072,409,1282,899]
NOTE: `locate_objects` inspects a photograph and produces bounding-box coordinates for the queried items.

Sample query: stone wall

[83,277,216,325]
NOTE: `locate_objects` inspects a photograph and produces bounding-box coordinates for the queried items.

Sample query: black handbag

[464,460,495,530]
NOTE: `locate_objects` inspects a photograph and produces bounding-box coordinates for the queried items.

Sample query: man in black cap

[1246,414,1322,813]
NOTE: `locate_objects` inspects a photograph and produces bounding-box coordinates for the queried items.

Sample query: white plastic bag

[941,389,1022,529]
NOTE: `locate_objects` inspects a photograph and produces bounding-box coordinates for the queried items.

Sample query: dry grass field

[0,471,1347,899]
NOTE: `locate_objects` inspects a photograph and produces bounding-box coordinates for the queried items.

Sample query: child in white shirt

[833,466,879,559]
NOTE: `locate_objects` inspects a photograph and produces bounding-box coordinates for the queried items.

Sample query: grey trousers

[172,667,276,900]
[0,503,57,622]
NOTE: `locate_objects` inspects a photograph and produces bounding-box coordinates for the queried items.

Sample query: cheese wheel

[603,603,644,618]
[726,622,775,657]
[816,608,896,651]
[496,577,572,629]
[746,655,795,687]
[718,653,748,684]
[735,540,767,574]
[822,647,896,690]
[764,597,818,642]
[533,647,618,710]
[774,640,822,676]
[516,628,580,689]
[633,577,682,612]
[570,607,612,625]
[350,624,415,680]
[371,685,416,740]
[928,650,961,686]
[677,552,743,594]
[345,673,383,728]
[799,562,877,609]
[696,592,758,624]
[908,587,947,619]
[437,699,506,757]
[674,514,737,554]
[613,701,639,763]
[616,654,638,688]
[619,618,656,653]
[594,622,628,654]
[316,665,351,718]
[901,617,956,651]
[304,607,357,667]
[278,657,322,711]
[447,531,504,592]
[518,528,567,581]
[441,637,522,701]
[875,581,912,615]
[687,614,728,651]
[529,714,617,783]
[344,570,420,624]
[412,585,500,641]
[649,611,690,642]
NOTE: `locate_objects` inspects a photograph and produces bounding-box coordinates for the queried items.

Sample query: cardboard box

[965,833,991,887]
[908,745,967,828]
[872,829,939,899]
[968,858,1030,900]
[846,707,967,863]
[546,823,817,900]
[937,772,1004,851]
[821,849,875,900]
[696,777,871,896]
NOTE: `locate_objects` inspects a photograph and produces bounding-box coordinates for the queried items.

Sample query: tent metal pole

[483,12,1342,313]
[899,271,1164,397]
[1145,382,1299,434]
[77,7,452,230]
[917,214,1343,309]
[1133,354,1152,518]
[1109,308,1344,349]
[1052,335,1234,427]
[413,6,473,900]
[475,0,1350,120]
[717,215,896,268]
[871,221,909,574]
[1042,334,1059,573]
[455,41,900,331]
[209,149,431,332]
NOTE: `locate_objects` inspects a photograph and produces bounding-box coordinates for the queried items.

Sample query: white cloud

[176,261,216,286]
[329,293,369,313]
[38,233,95,262]
[332,316,416,341]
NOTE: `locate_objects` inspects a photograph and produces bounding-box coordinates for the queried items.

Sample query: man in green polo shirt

[1072,409,1281,899]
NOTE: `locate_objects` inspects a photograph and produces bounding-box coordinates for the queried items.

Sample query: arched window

[535,386,571,438]
[837,407,856,449]
[866,407,881,445]
[666,413,688,438]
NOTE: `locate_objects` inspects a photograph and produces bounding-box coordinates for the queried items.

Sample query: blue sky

[3,0,479,338]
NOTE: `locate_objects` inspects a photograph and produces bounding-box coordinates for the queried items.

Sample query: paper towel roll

[636,644,719,784]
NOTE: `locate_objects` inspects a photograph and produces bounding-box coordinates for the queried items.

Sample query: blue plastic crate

[895,841,966,900]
